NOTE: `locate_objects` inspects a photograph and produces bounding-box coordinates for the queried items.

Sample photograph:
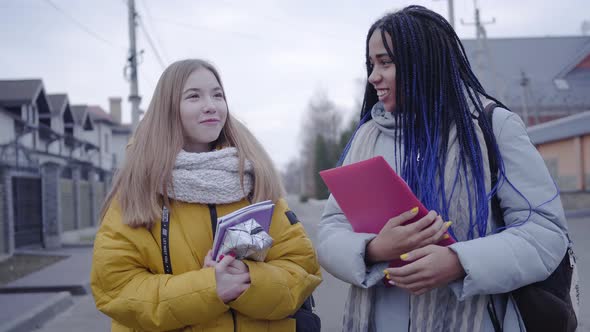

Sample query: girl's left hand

[204,250,249,274]
[384,245,465,295]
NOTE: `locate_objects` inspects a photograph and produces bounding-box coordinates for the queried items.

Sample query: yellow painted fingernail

[443,234,450,239]
[410,207,419,214]
[445,221,453,227]
[400,253,409,260]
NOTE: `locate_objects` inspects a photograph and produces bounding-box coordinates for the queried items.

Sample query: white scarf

[341,103,492,332]
[167,147,254,204]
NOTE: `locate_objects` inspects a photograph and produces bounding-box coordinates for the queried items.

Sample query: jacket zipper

[207,204,237,332]
[231,310,237,332]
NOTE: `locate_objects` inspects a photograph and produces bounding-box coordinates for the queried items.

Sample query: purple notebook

[212,200,275,260]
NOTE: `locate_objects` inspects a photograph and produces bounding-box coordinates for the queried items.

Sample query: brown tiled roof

[86,105,114,124]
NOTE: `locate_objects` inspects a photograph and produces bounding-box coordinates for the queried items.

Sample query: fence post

[41,162,62,249]
[0,167,12,256]
[72,166,81,230]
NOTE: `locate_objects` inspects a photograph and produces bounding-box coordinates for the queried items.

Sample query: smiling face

[367,28,397,112]
[179,67,228,152]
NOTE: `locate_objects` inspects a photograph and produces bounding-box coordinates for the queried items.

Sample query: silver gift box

[219,218,273,262]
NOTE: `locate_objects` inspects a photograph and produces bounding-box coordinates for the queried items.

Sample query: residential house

[463,36,590,209]
[528,111,590,210]
[0,79,131,257]
[463,36,590,125]
[0,79,51,161]
[46,94,75,157]
[108,97,132,169]
[69,104,97,162]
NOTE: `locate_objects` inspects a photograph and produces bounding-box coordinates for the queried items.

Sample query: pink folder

[319,156,455,268]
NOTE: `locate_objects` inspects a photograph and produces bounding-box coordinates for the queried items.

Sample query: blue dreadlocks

[341,6,512,240]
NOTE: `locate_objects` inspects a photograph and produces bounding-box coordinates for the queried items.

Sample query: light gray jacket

[317,108,569,331]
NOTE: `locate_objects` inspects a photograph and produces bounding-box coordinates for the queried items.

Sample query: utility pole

[461,1,495,43]
[448,0,455,29]
[126,0,141,131]
[519,71,531,126]
[460,1,503,99]
[433,0,455,29]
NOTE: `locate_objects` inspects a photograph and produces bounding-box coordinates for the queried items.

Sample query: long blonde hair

[102,59,284,227]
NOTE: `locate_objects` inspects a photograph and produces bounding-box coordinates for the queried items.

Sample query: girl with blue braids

[317,5,570,332]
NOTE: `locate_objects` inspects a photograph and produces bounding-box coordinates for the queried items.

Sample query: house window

[14,119,25,136]
[81,168,89,181]
[61,167,72,179]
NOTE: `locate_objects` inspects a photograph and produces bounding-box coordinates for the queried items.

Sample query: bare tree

[282,158,303,195]
[300,90,342,143]
[298,90,343,198]
[285,80,367,198]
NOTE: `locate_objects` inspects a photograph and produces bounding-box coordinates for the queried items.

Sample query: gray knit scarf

[167,147,254,204]
[342,102,492,332]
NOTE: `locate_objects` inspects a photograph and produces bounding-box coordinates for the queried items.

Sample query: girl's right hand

[365,208,450,264]
[214,255,251,303]
[204,250,249,275]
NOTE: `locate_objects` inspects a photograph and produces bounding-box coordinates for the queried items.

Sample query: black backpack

[479,103,578,332]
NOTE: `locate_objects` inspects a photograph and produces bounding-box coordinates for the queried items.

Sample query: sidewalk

[0,243,97,332]
[0,292,73,332]
[0,246,93,295]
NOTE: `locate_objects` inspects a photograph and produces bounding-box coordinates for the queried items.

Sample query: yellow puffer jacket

[91,198,322,332]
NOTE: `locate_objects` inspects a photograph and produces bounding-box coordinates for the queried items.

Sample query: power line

[43,0,126,50]
[138,16,167,70]
[138,0,169,64]
[152,17,264,41]
[152,15,352,46]
[214,0,344,40]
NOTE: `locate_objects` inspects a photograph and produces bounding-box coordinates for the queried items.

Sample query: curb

[566,209,590,219]
[0,292,74,332]
[0,282,90,296]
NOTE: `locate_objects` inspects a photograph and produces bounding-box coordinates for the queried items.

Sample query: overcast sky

[1,0,589,170]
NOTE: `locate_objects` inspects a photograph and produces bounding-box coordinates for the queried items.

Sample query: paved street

[34,197,590,331]
[33,295,110,332]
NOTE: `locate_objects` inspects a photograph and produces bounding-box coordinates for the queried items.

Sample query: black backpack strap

[482,104,499,195]
[478,103,506,332]
[477,102,504,227]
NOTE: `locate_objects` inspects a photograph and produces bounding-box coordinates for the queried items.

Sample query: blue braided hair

[341,6,513,240]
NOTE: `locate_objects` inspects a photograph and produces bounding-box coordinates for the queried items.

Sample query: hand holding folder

[319,156,455,268]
